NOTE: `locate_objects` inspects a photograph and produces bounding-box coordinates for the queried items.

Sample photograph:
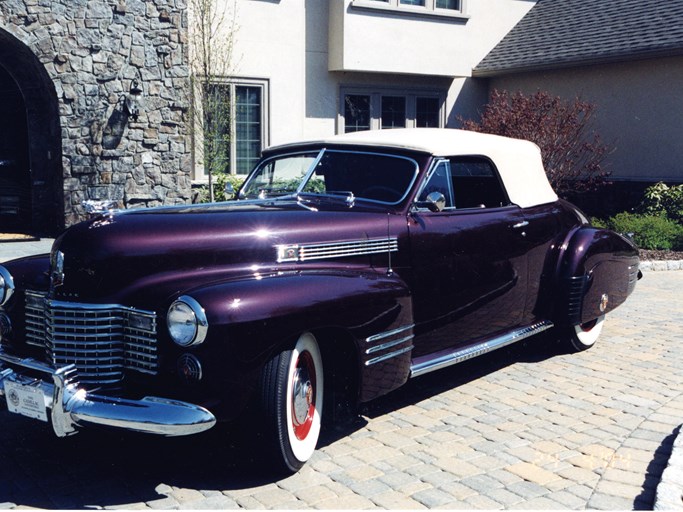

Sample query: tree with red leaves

[460,90,612,198]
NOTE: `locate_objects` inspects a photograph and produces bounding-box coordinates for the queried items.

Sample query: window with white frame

[356,0,465,16]
[194,79,268,180]
[234,85,264,174]
[341,87,445,133]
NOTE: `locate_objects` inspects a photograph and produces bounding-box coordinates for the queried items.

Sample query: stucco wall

[227,0,307,147]
[0,0,192,229]
[329,0,536,78]
[228,0,535,147]
[489,56,683,183]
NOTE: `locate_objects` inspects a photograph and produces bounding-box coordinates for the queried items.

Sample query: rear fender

[555,227,640,326]
[187,270,414,403]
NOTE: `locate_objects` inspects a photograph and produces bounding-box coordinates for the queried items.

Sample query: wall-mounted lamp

[125,79,143,121]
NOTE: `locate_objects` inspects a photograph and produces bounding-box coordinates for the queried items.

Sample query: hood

[50,201,397,305]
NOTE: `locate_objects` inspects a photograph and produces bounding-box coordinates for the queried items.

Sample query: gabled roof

[475,0,683,77]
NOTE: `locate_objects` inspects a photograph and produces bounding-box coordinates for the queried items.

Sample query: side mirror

[224,182,235,200]
[415,191,446,212]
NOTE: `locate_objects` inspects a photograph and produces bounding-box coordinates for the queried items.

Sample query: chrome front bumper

[0,350,216,437]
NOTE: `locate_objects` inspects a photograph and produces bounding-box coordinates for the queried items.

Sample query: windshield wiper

[297,191,355,208]
[294,194,318,211]
[256,187,297,199]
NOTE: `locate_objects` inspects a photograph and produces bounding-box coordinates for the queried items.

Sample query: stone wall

[0,0,191,227]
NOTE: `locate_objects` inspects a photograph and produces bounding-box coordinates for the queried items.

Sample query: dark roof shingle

[475,0,683,77]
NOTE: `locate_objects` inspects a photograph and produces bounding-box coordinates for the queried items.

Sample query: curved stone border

[640,260,683,271]
[655,425,683,510]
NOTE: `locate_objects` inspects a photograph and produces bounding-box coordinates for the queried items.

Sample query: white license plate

[4,380,48,422]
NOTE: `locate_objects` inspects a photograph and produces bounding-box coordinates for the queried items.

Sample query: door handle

[512,221,529,229]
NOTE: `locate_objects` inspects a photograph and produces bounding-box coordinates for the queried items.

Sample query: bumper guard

[0,350,216,437]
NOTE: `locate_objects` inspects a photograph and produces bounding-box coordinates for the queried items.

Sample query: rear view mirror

[224,182,235,200]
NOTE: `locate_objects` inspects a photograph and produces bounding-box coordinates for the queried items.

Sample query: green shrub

[639,182,683,223]
[606,212,683,251]
[215,173,246,202]
[195,173,246,203]
[590,217,608,229]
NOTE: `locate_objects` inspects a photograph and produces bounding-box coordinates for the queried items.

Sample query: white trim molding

[351,0,470,21]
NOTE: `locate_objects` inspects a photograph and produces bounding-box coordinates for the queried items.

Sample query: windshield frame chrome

[242,147,420,207]
[239,149,325,200]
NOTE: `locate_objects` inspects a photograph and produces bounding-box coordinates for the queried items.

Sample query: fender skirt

[557,227,640,326]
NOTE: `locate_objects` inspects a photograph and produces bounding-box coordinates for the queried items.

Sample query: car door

[407,158,530,358]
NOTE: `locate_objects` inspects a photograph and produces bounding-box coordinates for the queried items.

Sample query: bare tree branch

[188,0,237,202]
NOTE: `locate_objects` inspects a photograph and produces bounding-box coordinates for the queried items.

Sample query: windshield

[240,149,418,204]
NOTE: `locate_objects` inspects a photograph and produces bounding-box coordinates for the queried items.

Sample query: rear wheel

[564,315,605,352]
[260,332,324,473]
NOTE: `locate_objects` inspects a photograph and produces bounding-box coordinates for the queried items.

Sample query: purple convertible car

[0,128,640,472]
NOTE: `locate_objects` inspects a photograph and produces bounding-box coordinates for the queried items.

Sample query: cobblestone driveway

[0,270,681,510]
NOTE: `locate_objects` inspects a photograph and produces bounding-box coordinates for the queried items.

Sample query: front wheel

[260,332,324,473]
[563,315,605,352]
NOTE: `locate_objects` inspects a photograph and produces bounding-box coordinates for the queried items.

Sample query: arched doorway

[0,65,30,232]
[0,29,63,236]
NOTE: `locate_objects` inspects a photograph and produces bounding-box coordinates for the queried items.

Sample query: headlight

[167,295,208,347]
[0,266,15,306]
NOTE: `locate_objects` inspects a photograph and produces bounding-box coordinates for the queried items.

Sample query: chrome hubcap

[291,352,315,440]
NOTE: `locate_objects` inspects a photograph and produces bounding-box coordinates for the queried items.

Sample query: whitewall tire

[565,315,605,352]
[260,332,324,473]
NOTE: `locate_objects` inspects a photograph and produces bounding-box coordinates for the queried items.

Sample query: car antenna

[386,213,393,276]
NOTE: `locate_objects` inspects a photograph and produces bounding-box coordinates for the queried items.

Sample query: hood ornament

[82,200,118,219]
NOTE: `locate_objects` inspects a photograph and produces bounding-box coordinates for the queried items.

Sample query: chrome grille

[24,291,158,387]
[25,291,47,348]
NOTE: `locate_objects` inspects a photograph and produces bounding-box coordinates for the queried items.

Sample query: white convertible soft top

[268,128,558,209]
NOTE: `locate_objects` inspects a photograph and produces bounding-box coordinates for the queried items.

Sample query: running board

[409,320,554,378]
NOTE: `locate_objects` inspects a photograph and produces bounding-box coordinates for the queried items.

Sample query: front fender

[555,227,640,325]
[185,269,414,404]
[0,256,51,335]
[1,255,51,296]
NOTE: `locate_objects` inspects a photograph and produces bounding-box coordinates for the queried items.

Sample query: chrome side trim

[276,237,398,263]
[366,346,413,366]
[366,335,414,355]
[410,320,554,378]
[0,350,216,437]
[364,323,415,366]
[366,323,414,343]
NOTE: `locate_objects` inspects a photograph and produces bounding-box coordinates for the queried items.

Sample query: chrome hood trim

[276,237,398,263]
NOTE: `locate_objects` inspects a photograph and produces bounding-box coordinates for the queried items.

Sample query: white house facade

[191,0,537,181]
[4,0,677,234]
